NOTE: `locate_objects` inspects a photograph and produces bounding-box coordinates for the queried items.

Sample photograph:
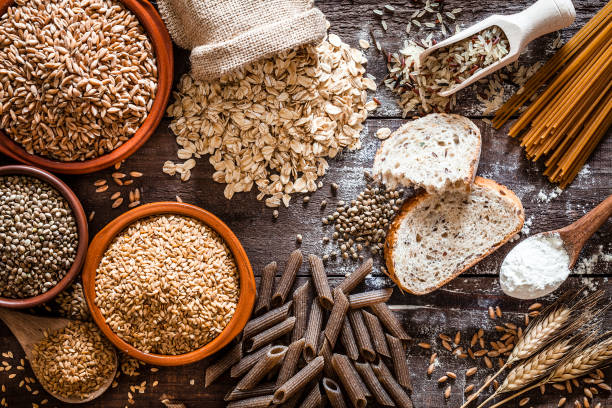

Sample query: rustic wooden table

[0,0,610,407]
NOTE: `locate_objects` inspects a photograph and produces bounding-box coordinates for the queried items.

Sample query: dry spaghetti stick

[323,287,350,348]
[255,262,277,315]
[273,356,324,404]
[354,362,395,407]
[276,338,306,386]
[303,298,323,361]
[349,309,376,362]
[225,383,277,401]
[331,354,371,408]
[205,342,242,387]
[272,250,303,307]
[369,303,410,340]
[386,334,413,392]
[231,345,272,378]
[244,301,293,339]
[322,377,348,408]
[245,317,295,352]
[236,345,287,390]
[292,281,311,341]
[308,254,333,309]
[363,310,391,357]
[348,288,393,309]
[336,258,373,294]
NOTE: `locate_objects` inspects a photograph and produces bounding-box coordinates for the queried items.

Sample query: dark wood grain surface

[0,0,610,407]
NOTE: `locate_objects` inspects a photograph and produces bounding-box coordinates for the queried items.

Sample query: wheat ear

[548,334,612,382]
[475,339,572,408]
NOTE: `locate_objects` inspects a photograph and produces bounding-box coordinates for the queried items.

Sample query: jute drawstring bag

[157,0,328,80]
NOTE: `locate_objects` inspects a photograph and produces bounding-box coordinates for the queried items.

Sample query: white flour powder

[500,233,570,299]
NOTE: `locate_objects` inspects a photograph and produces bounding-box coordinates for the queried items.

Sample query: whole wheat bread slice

[384,177,524,295]
[373,113,481,193]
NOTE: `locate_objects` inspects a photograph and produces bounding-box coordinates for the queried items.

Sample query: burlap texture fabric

[157,0,328,80]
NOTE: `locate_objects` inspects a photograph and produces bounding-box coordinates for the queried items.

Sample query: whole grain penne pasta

[354,362,394,407]
[291,281,311,341]
[205,342,242,387]
[232,345,272,378]
[303,299,323,362]
[336,258,372,294]
[255,262,277,315]
[348,288,393,309]
[386,334,413,392]
[299,383,322,408]
[372,360,414,408]
[331,354,368,408]
[243,301,293,339]
[322,377,348,408]
[369,302,410,340]
[362,310,391,357]
[323,287,349,348]
[317,336,335,378]
[236,345,287,390]
[246,316,296,352]
[308,254,333,309]
[339,317,360,361]
[273,356,324,404]
[225,383,277,402]
[227,395,274,408]
[348,310,376,362]
[271,250,302,308]
[276,338,305,386]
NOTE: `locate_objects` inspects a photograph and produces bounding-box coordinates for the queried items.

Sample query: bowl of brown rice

[0,0,173,174]
[81,202,255,366]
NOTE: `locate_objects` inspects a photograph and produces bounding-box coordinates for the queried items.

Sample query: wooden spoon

[555,194,612,268]
[0,309,117,404]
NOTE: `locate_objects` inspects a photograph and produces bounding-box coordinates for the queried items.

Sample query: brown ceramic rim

[0,165,89,308]
[82,202,256,366]
[0,0,174,174]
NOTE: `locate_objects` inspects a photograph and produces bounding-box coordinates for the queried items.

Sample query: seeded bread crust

[384,177,524,295]
[373,113,481,193]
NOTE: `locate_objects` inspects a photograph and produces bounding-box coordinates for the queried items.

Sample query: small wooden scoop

[418,0,575,97]
[0,309,117,404]
[553,194,612,268]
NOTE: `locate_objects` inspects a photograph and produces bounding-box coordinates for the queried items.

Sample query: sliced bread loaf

[384,177,524,295]
[373,113,481,193]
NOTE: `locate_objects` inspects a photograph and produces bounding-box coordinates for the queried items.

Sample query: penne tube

[348,288,393,309]
[372,360,414,408]
[303,299,323,362]
[291,281,311,341]
[317,336,335,378]
[271,250,302,307]
[276,338,305,386]
[339,317,360,360]
[336,258,372,294]
[298,383,322,408]
[386,334,413,392]
[205,342,242,387]
[308,254,333,309]
[227,395,274,408]
[362,310,391,357]
[323,287,349,348]
[354,362,394,407]
[236,345,287,390]
[225,383,277,401]
[255,262,277,315]
[348,310,376,362]
[369,302,410,340]
[231,345,272,378]
[322,377,348,408]
[246,316,295,352]
[273,356,324,404]
[243,301,292,339]
[331,353,368,408]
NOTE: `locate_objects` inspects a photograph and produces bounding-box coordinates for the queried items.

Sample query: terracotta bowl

[82,202,256,366]
[0,0,173,174]
[0,165,89,308]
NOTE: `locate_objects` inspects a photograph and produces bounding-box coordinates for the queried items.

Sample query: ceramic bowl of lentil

[0,0,173,174]
[0,165,88,308]
[82,202,256,366]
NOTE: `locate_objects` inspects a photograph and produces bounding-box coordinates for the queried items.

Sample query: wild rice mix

[30,321,115,400]
[385,26,509,115]
[95,215,239,355]
[0,0,158,161]
[164,35,376,208]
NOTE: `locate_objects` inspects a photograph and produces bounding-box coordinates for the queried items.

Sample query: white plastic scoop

[418,0,575,97]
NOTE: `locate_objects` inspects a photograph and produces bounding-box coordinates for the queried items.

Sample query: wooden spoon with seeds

[0,309,117,404]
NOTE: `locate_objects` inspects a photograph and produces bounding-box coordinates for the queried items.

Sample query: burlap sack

[157,0,328,80]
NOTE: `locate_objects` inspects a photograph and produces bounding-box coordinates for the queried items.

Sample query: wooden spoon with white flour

[500,194,612,299]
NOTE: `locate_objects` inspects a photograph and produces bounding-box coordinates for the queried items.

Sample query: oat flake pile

[164,35,377,208]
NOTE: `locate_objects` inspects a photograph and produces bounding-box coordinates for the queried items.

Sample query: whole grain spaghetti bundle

[493,2,612,188]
